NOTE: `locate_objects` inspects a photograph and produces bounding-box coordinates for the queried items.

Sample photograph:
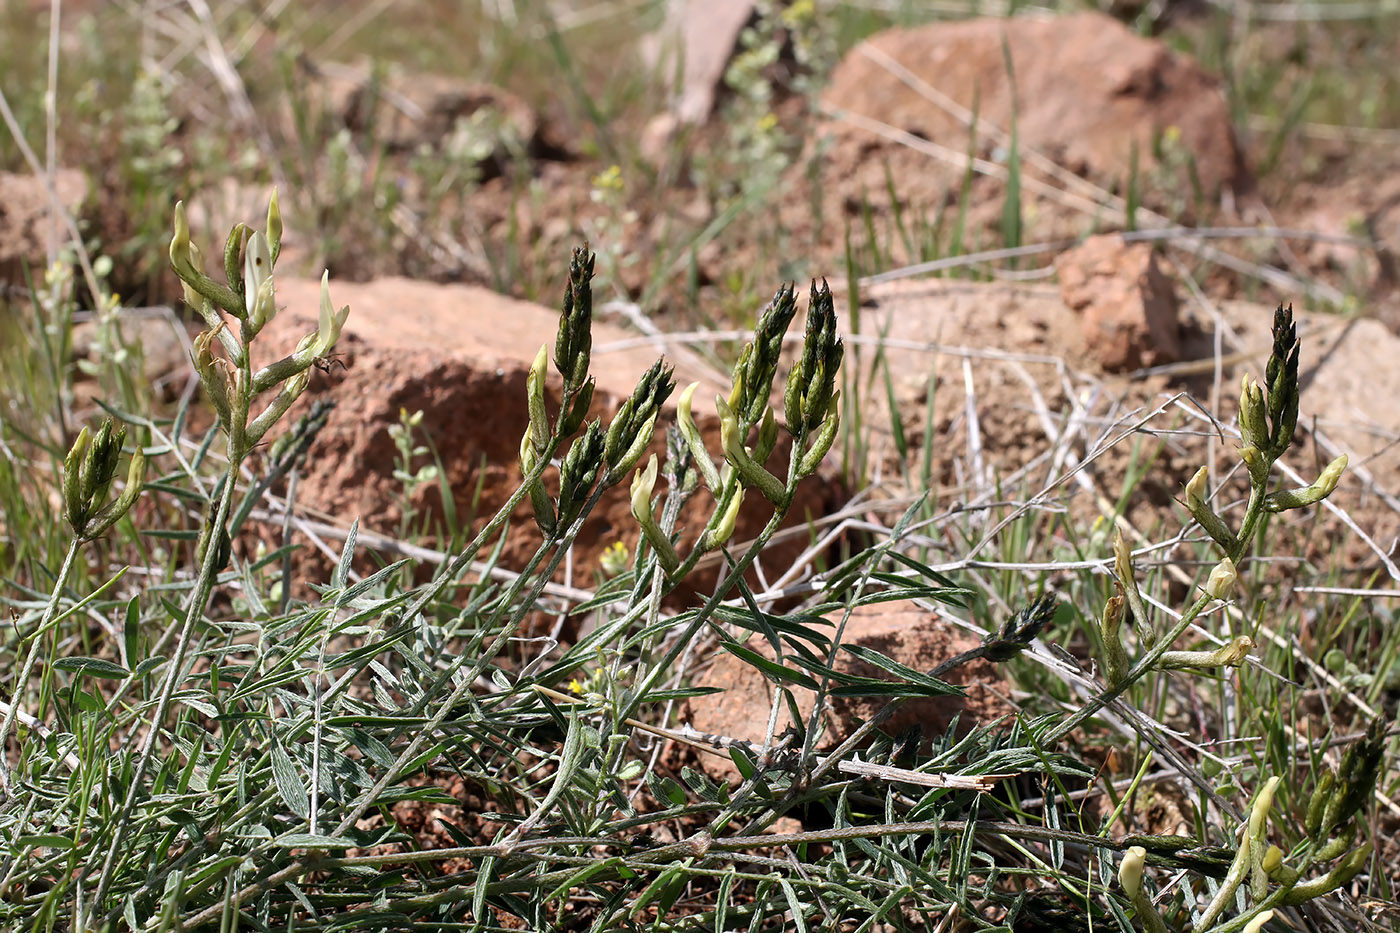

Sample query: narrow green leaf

[719,641,820,690]
[274,833,352,849]
[332,517,358,591]
[16,834,75,852]
[52,657,130,680]
[123,595,139,668]
[840,644,963,695]
[270,739,310,819]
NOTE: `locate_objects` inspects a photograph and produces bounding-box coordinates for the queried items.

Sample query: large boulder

[820,12,1251,218]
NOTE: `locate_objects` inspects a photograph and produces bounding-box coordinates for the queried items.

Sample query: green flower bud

[1183,465,1238,552]
[555,247,595,393]
[1185,465,1208,512]
[1239,374,1268,452]
[559,377,594,440]
[1100,594,1129,686]
[1266,305,1301,456]
[86,449,146,538]
[717,394,787,507]
[557,420,605,527]
[520,426,556,537]
[981,595,1057,661]
[62,427,91,531]
[1316,824,1357,862]
[797,393,840,478]
[677,382,721,492]
[170,202,243,317]
[1323,717,1385,837]
[265,188,282,264]
[1239,444,1271,487]
[180,240,207,311]
[753,406,779,466]
[65,422,144,538]
[1249,775,1280,839]
[1281,842,1372,906]
[785,279,843,434]
[224,223,248,311]
[193,326,233,431]
[708,485,745,548]
[169,201,194,276]
[526,344,550,457]
[1112,530,1154,648]
[604,360,674,474]
[629,454,679,573]
[1305,767,1336,838]
[629,453,658,527]
[196,511,232,575]
[735,282,798,425]
[81,421,126,514]
[1264,454,1347,512]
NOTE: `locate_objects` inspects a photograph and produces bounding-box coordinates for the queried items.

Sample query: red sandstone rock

[821,12,1251,210]
[683,603,1012,781]
[1056,234,1182,372]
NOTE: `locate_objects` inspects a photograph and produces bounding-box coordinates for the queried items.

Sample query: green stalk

[0,537,81,794]
[1043,466,1274,747]
[85,444,243,921]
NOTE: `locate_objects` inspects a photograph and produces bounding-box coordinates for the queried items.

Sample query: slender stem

[86,446,243,920]
[1043,464,1277,748]
[0,536,81,795]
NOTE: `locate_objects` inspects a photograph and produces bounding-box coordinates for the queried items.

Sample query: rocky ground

[3,0,1399,911]
[7,0,1400,750]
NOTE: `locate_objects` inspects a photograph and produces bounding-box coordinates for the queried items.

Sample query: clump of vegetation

[0,191,1388,931]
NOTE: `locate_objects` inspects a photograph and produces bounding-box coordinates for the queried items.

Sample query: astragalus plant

[0,192,1389,933]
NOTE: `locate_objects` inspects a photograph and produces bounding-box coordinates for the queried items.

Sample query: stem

[0,536,81,794]
[1043,467,1276,748]
[86,444,244,920]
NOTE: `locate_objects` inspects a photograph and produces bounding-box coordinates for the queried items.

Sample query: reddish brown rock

[1056,234,1181,372]
[0,170,87,284]
[252,276,838,591]
[821,12,1251,209]
[684,604,1012,781]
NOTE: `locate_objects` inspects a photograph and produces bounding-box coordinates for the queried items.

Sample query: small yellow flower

[601,540,630,577]
[591,164,624,193]
[568,678,584,695]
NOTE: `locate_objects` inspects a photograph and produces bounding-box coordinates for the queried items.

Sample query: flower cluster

[62,419,145,540]
[634,280,842,575]
[170,192,349,455]
[1098,306,1345,687]
[1120,719,1383,932]
[520,247,676,542]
